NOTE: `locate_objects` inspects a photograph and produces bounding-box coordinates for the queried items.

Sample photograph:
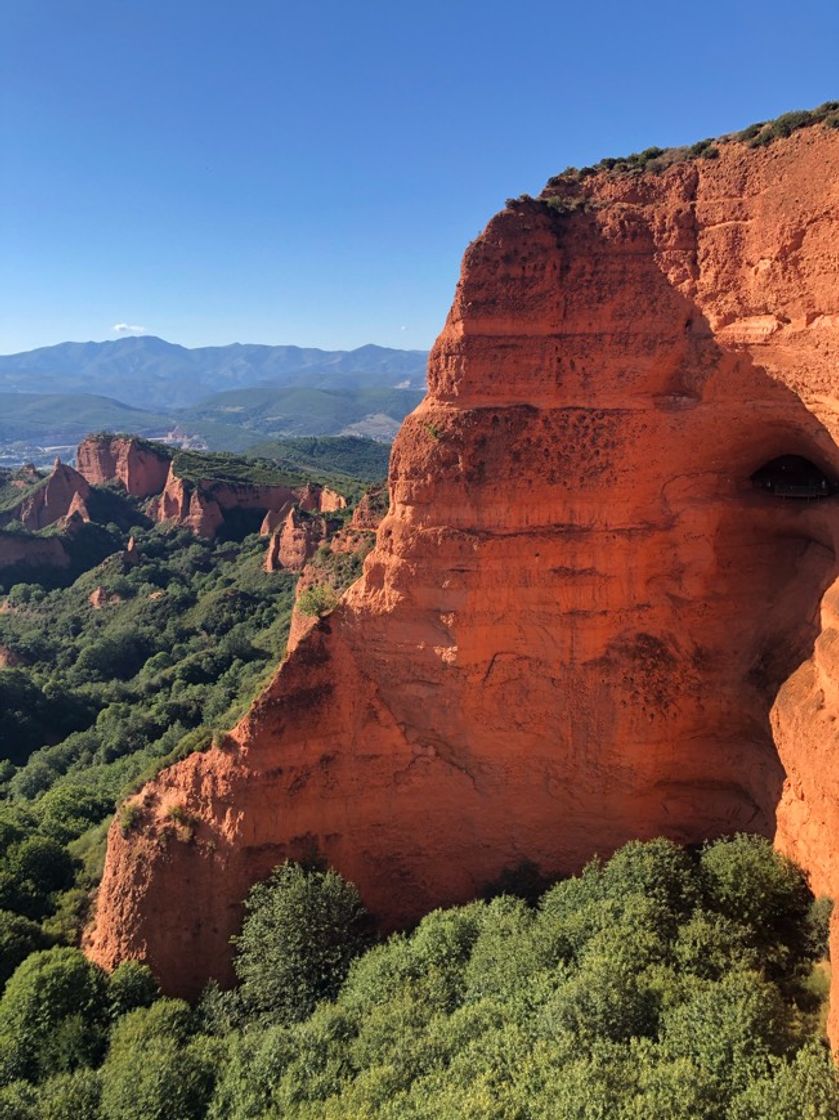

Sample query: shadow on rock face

[86,134,839,1005]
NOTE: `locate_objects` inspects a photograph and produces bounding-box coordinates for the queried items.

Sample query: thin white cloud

[113,322,147,334]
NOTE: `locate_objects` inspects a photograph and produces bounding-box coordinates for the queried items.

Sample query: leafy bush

[0,912,49,991]
[107,960,160,1020]
[297,584,340,617]
[0,948,108,1084]
[232,862,373,1022]
[98,1000,217,1120]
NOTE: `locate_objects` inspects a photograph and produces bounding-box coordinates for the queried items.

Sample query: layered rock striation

[76,435,172,498]
[152,466,347,539]
[88,125,839,1037]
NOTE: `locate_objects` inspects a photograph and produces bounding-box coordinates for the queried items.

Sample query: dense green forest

[0,457,837,1118]
[0,838,835,1119]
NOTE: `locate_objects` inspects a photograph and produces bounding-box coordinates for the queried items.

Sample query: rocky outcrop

[264,508,329,573]
[63,490,91,526]
[0,531,69,573]
[76,435,172,497]
[88,124,839,1036]
[350,486,388,530]
[88,586,121,609]
[0,645,23,667]
[17,460,90,531]
[260,504,294,536]
[318,487,348,514]
[154,468,348,539]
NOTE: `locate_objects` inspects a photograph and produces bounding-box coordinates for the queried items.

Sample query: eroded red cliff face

[264,508,329,572]
[88,126,839,1036]
[76,435,172,497]
[152,467,347,539]
[0,532,69,573]
[18,460,90,530]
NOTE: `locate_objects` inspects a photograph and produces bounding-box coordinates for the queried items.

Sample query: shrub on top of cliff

[231,861,374,1023]
[297,583,340,618]
[117,804,142,837]
[542,100,838,189]
[87,433,174,461]
[736,102,839,148]
[171,449,307,489]
[542,194,589,215]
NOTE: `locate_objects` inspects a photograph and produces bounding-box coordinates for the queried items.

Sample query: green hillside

[0,394,173,444]
[244,436,390,481]
[183,384,424,440]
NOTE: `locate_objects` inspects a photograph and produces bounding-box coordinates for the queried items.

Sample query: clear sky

[1,0,837,355]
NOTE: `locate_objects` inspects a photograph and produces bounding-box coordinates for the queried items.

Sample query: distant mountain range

[0,336,428,409]
[0,337,428,458]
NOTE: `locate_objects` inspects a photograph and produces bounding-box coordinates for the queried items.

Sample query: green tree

[107,960,160,1020]
[35,784,112,846]
[0,912,49,991]
[0,1080,37,1120]
[728,1042,839,1119]
[700,835,814,979]
[99,1000,216,1120]
[0,948,108,1084]
[659,969,795,1100]
[37,1069,101,1120]
[232,862,373,1022]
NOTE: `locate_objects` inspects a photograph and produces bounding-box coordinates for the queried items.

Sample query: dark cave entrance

[750,455,835,499]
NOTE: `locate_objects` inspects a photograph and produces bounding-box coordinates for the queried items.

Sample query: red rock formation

[63,490,91,525]
[88,586,122,609]
[88,125,839,1040]
[0,532,69,573]
[154,466,349,539]
[260,504,294,536]
[350,486,388,531]
[18,460,90,531]
[319,487,347,513]
[264,508,328,573]
[76,435,171,497]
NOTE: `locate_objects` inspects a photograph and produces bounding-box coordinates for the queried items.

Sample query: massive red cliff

[76,435,172,498]
[88,126,839,1039]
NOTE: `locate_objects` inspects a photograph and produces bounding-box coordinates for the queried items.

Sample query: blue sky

[1,0,837,355]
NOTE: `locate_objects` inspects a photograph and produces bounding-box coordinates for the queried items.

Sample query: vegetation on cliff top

[536,100,839,190]
[0,836,835,1118]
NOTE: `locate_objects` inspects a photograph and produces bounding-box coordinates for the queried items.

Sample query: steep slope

[0,459,90,531]
[76,434,173,497]
[88,123,839,1044]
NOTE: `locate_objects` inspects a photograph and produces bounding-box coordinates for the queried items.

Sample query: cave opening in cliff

[750,455,835,499]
